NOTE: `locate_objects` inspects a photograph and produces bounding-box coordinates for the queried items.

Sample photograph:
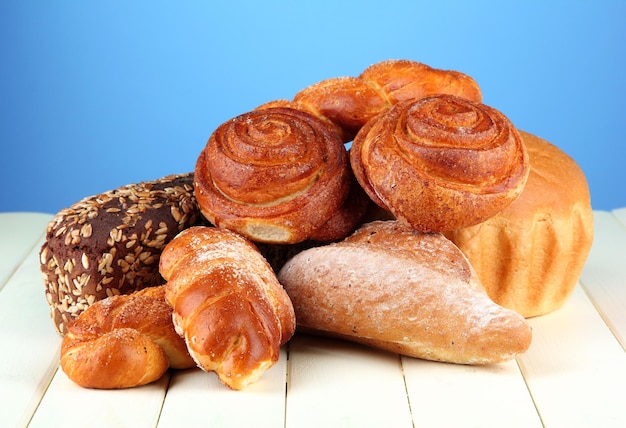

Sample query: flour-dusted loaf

[277,220,532,364]
[40,173,203,335]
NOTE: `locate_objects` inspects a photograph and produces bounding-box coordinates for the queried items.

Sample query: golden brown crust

[350,95,530,232]
[278,220,532,364]
[159,226,296,390]
[307,172,371,242]
[360,59,482,105]
[60,285,195,389]
[293,76,389,142]
[257,59,482,143]
[194,107,352,244]
[445,131,594,317]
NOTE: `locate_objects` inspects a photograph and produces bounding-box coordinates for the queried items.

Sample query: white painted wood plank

[0,230,62,428]
[579,211,626,348]
[403,358,541,428]
[611,207,626,226]
[518,285,626,428]
[0,212,52,291]
[29,368,169,428]
[158,348,289,428]
[285,334,413,428]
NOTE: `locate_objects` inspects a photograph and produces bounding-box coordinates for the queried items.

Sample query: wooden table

[1,210,625,428]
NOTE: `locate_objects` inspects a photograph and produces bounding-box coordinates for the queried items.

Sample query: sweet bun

[159,226,296,389]
[445,131,594,317]
[257,59,482,143]
[194,107,363,244]
[60,285,195,389]
[350,94,530,232]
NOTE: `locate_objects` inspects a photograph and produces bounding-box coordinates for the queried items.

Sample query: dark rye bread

[40,173,204,335]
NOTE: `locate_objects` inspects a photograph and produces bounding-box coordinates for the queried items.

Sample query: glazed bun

[193,107,359,244]
[350,95,530,232]
[445,131,594,317]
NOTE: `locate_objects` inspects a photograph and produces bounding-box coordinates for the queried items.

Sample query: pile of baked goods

[40,59,593,390]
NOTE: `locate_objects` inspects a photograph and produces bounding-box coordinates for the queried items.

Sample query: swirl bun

[194,107,356,244]
[350,94,529,232]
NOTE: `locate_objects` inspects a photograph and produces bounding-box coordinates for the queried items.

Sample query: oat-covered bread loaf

[445,131,594,317]
[40,173,202,335]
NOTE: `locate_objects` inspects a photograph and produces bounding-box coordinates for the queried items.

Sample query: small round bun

[445,131,594,317]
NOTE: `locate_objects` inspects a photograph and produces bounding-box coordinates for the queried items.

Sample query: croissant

[194,107,366,244]
[350,94,530,232]
[159,226,296,390]
[257,59,482,142]
[60,285,195,389]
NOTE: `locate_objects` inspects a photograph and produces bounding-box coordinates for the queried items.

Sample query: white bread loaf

[277,221,532,364]
[444,131,594,317]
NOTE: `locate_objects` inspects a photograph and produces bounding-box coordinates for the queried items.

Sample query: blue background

[2,1,625,213]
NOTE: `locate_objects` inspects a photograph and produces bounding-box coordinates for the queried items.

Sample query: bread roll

[360,59,482,106]
[257,59,482,143]
[60,285,195,389]
[277,220,532,364]
[159,226,296,390]
[350,94,530,232]
[194,107,366,244]
[445,131,594,317]
[40,173,202,335]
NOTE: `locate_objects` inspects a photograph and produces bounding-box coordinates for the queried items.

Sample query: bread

[195,59,482,244]
[60,285,195,389]
[194,107,367,244]
[307,172,372,242]
[277,220,532,364]
[159,226,296,390]
[444,131,594,317]
[257,59,482,142]
[40,173,203,335]
[350,94,530,232]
